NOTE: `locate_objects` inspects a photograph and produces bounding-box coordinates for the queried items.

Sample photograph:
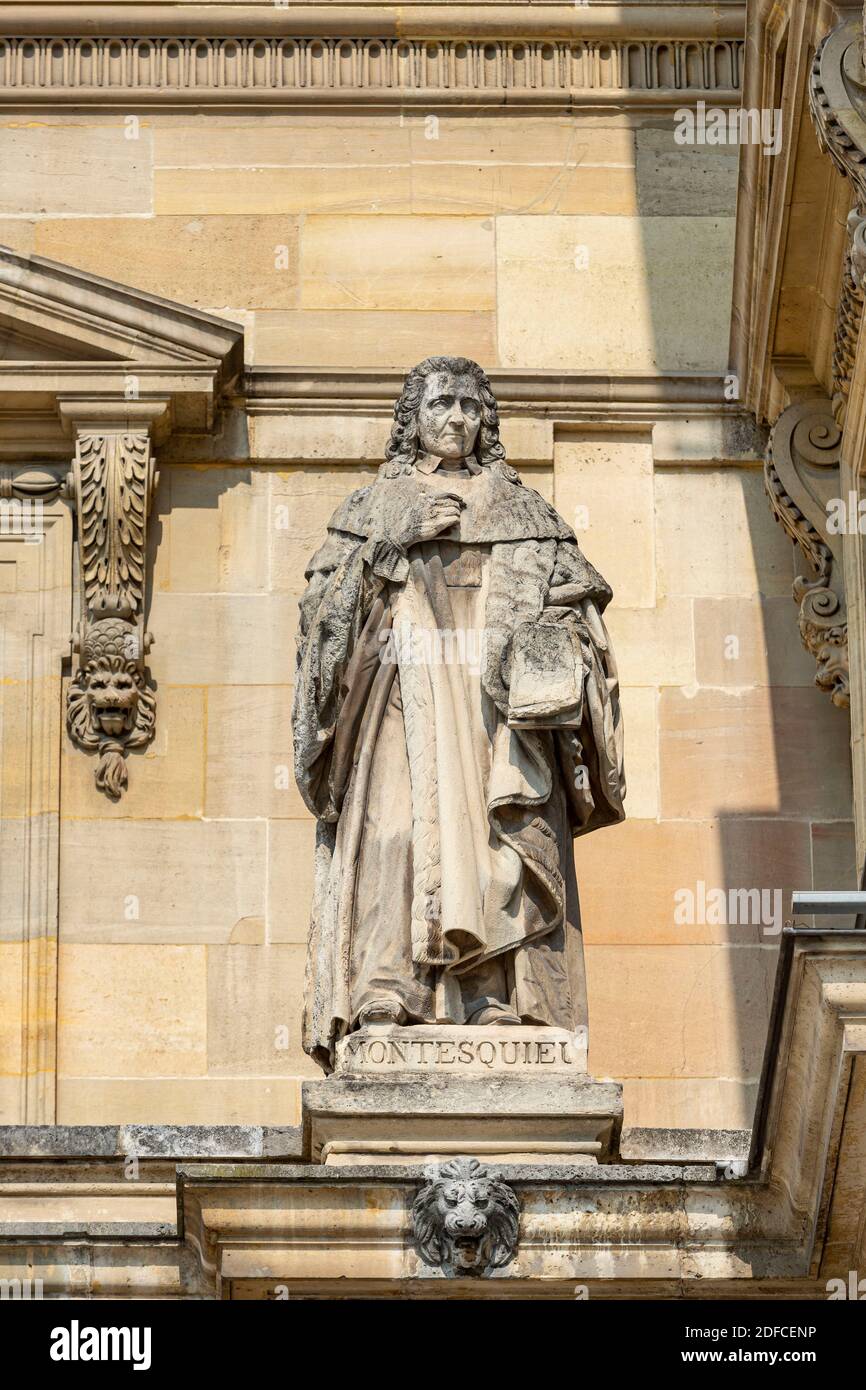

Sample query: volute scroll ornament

[66,431,158,799]
[764,399,848,709]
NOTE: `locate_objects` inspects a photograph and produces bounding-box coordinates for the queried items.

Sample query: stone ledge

[0,1221,177,1239]
[619,1126,751,1164]
[0,1125,304,1161]
[176,1160,719,1185]
[302,1073,623,1164]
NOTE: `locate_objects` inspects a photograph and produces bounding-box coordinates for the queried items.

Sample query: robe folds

[293,462,625,1071]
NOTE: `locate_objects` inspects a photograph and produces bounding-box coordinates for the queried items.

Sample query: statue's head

[411,1157,520,1277]
[382,356,512,478]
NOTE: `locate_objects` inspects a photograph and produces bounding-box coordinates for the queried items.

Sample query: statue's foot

[358,1000,407,1027]
[468,1004,522,1026]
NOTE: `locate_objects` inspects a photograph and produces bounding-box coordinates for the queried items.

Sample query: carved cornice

[765,397,848,709]
[0,35,743,107]
[809,19,866,208]
[830,213,866,427]
[0,4,749,43]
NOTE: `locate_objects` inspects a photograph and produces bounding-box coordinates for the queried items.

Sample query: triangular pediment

[0,248,245,453]
[0,247,244,370]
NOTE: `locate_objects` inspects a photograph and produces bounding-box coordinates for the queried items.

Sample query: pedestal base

[302,1025,622,1166]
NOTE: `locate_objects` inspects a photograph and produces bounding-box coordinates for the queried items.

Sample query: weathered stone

[302,1072,623,1167]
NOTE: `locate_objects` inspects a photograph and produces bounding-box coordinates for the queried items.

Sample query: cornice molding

[0,34,743,107]
[0,5,748,43]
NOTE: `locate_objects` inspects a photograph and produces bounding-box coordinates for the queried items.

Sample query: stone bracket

[63,410,163,799]
[764,396,848,708]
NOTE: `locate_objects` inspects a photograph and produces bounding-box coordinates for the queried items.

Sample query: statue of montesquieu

[293,357,625,1071]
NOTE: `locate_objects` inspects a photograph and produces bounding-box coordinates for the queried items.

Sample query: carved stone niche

[64,418,161,799]
[764,398,848,708]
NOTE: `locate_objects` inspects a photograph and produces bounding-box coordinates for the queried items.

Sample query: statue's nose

[448,1211,485,1234]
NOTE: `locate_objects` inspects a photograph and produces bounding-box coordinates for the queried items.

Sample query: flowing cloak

[293,464,625,1070]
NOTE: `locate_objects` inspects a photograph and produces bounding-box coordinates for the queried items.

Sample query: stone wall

[0,104,854,1130]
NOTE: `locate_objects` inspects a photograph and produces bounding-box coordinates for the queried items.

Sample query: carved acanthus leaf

[76,432,154,618]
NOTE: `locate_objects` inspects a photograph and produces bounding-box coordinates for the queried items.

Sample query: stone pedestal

[302,1025,622,1166]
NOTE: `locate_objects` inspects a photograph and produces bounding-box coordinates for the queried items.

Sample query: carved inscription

[338,1027,587,1075]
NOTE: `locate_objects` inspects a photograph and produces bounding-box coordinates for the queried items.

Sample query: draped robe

[293,460,625,1071]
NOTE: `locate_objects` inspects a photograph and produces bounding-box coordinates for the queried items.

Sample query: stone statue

[293,356,625,1072]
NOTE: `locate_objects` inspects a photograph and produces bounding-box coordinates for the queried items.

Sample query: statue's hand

[390,491,464,549]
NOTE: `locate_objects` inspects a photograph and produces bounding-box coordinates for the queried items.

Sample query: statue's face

[417,372,482,461]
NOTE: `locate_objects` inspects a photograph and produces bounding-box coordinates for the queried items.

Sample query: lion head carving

[66,617,156,799]
[412,1158,519,1277]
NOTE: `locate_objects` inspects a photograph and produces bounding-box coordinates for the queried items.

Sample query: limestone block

[635,127,739,216]
[152,468,270,595]
[652,415,767,466]
[576,816,812,945]
[0,944,23,1099]
[496,214,734,371]
[267,819,316,944]
[622,1077,759,1130]
[253,309,496,368]
[268,467,376,595]
[148,594,298,685]
[56,1077,303,1126]
[410,164,638,215]
[59,820,266,944]
[57,944,207,1077]
[604,600,694,686]
[619,687,658,819]
[0,126,152,215]
[659,687,853,818]
[35,216,299,311]
[0,676,64,819]
[155,166,412,215]
[205,685,301,819]
[810,822,857,928]
[693,596,817,687]
[655,469,797,599]
[554,434,655,608]
[774,288,815,357]
[250,415,387,464]
[300,215,495,310]
[60,685,206,821]
[207,943,316,1077]
[586,942,777,1079]
[0,219,35,253]
[153,119,413,169]
[407,118,634,167]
